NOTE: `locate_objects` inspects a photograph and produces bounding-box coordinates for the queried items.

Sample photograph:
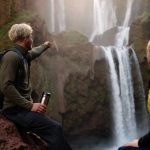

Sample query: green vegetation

[61,31,88,43]
[0,11,37,50]
[139,11,150,23]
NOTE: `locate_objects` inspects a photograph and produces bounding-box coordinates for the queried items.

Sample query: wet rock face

[63,60,112,137]
[129,1,150,92]
[0,114,47,150]
[129,0,150,63]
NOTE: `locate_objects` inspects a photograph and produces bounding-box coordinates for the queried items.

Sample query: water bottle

[40,92,51,106]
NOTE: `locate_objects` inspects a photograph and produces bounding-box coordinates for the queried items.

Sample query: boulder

[0,113,47,150]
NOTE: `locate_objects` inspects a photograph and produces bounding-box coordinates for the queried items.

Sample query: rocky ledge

[0,113,47,150]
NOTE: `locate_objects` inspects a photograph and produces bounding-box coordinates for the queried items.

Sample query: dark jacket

[0,44,49,110]
[138,131,150,148]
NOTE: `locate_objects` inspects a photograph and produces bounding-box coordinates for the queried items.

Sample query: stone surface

[0,114,28,150]
[0,114,47,150]
[129,3,150,91]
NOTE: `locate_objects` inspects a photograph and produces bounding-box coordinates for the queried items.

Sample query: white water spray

[47,0,66,32]
[103,46,137,146]
[123,0,135,27]
[57,0,66,31]
[47,0,55,32]
[115,0,135,46]
[90,0,117,42]
[103,47,126,144]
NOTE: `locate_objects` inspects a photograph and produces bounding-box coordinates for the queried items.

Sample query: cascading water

[48,0,55,32]
[103,46,126,144]
[123,0,135,27]
[47,0,66,32]
[90,0,117,42]
[103,46,137,145]
[57,0,66,31]
[91,0,145,148]
[115,0,134,47]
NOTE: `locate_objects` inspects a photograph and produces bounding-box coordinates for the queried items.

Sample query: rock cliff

[129,0,150,92]
[0,0,24,26]
[0,113,47,150]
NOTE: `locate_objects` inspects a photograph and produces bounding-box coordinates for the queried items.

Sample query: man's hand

[31,103,47,113]
[44,41,52,48]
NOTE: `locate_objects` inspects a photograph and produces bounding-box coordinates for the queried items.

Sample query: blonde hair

[147,40,150,54]
[8,23,33,42]
[146,40,150,64]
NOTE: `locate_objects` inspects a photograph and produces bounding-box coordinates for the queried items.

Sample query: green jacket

[0,44,49,110]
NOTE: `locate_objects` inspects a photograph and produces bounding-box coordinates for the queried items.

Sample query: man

[118,40,150,150]
[0,23,72,150]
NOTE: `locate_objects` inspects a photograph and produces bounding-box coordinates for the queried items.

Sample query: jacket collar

[14,44,28,56]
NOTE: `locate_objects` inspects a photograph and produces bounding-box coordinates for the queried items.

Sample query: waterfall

[115,0,135,46]
[49,0,55,32]
[130,48,148,134]
[43,0,145,149]
[47,0,66,32]
[104,47,137,146]
[115,26,130,47]
[103,46,126,144]
[115,0,134,46]
[91,0,143,148]
[123,0,135,27]
[57,0,66,31]
[131,49,145,101]
[90,0,117,42]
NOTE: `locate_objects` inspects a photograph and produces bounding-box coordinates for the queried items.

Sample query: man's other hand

[31,103,46,113]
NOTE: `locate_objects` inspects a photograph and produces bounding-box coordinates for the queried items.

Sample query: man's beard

[27,43,32,50]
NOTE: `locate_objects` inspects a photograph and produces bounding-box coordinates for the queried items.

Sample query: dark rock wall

[129,0,150,92]
[0,0,24,26]
[63,60,112,137]
[0,114,47,150]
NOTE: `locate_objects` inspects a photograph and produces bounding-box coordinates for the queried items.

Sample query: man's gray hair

[8,23,33,42]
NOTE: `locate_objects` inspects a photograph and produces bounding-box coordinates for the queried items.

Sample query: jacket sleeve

[0,52,33,110]
[28,44,49,61]
[138,131,150,148]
